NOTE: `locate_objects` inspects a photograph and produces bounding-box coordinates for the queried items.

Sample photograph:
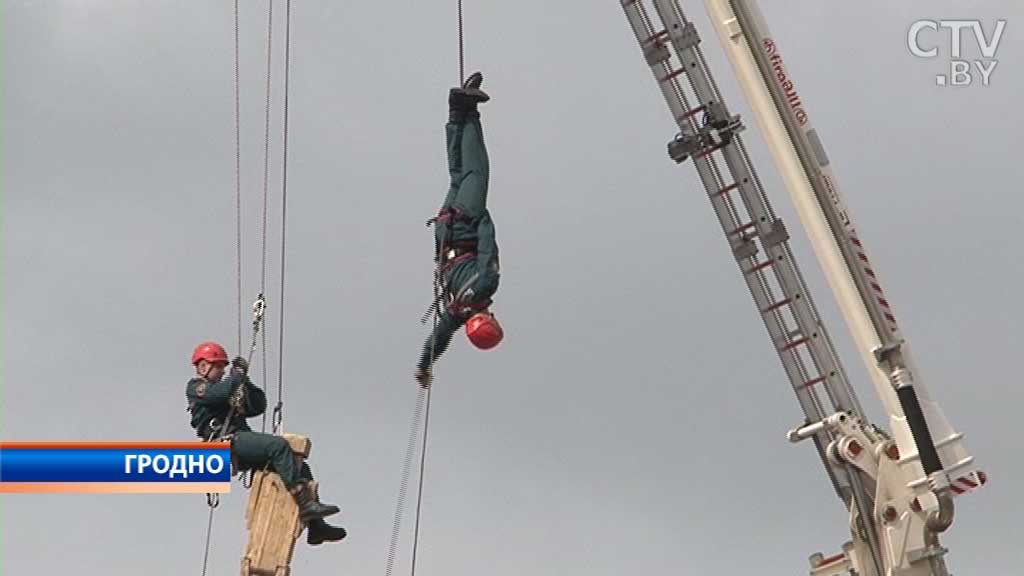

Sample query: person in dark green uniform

[415,72,505,387]
[186,341,346,545]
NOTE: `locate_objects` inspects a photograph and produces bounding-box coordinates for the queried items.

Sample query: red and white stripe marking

[950,470,987,496]
[911,470,987,512]
[848,232,900,335]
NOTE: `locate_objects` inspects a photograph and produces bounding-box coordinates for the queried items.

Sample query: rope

[409,257,444,576]
[200,504,217,576]
[273,0,293,436]
[383,387,428,576]
[385,260,443,576]
[409,385,433,576]
[201,1,241,570]
[234,0,243,354]
[244,0,275,489]
[258,0,275,436]
[457,0,464,81]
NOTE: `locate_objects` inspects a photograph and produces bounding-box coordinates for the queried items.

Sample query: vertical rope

[457,0,464,82]
[234,0,243,354]
[383,388,428,576]
[200,505,216,576]
[259,0,275,434]
[203,1,241,568]
[409,262,442,576]
[273,0,293,435]
[385,262,442,576]
[409,386,433,576]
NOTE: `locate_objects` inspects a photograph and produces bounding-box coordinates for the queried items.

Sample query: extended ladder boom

[621,1,986,574]
[701,0,984,500]
[620,2,885,570]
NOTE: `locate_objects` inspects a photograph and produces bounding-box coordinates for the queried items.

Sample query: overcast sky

[3,1,1023,575]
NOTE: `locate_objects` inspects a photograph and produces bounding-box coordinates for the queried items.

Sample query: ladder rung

[817,553,846,567]
[695,143,724,159]
[762,298,791,313]
[678,105,707,122]
[800,376,826,389]
[712,183,738,197]
[644,30,668,44]
[746,259,775,274]
[781,336,808,352]
[659,67,687,82]
[729,221,756,236]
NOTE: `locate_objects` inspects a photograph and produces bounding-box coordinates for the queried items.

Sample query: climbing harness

[421,205,481,323]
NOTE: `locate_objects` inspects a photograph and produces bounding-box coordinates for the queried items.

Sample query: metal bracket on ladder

[667,103,743,164]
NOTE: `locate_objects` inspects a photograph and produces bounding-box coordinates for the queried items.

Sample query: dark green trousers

[232,430,313,489]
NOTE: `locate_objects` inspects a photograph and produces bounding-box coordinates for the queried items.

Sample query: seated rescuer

[415,71,505,387]
[185,341,346,545]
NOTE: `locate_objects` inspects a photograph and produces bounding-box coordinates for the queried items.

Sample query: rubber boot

[291,482,340,522]
[307,518,347,545]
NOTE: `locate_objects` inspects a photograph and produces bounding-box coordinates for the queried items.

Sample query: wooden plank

[282,434,311,458]
[240,434,314,576]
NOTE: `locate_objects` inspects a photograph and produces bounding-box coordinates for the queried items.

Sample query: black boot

[291,483,340,522]
[462,71,487,91]
[449,71,489,122]
[307,518,347,545]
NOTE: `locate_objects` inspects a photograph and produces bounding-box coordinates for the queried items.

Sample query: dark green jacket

[417,214,500,372]
[185,372,267,439]
[418,114,501,372]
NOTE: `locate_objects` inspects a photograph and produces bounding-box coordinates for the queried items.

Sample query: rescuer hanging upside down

[415,72,504,387]
[185,342,347,545]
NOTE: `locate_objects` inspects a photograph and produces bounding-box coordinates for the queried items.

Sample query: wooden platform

[240,434,313,576]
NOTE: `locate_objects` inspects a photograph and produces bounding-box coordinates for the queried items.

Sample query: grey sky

[3,1,1022,574]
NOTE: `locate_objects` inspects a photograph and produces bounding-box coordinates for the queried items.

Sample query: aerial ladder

[619,1,986,574]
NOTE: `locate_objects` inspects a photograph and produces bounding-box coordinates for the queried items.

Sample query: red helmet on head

[191,341,229,366]
[465,312,503,350]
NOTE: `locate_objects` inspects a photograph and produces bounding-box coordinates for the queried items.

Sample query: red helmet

[465,312,503,350]
[191,341,229,366]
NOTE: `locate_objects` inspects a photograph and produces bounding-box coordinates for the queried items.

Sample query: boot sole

[308,530,347,546]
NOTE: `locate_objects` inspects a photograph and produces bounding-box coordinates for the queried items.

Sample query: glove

[231,356,249,375]
[414,368,433,388]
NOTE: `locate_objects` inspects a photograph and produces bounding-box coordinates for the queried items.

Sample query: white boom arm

[700,1,986,573]
[701,0,981,497]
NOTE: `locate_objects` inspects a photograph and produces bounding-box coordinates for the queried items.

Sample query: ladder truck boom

[620,1,987,574]
[702,0,983,503]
